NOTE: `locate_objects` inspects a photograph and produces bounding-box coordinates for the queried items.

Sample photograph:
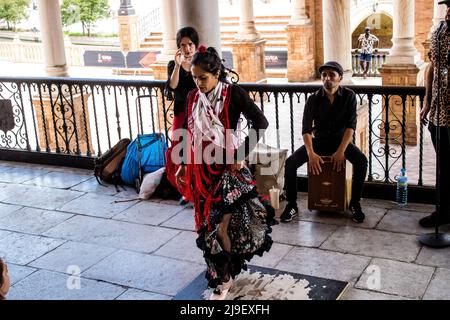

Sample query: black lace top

[165,60,197,116]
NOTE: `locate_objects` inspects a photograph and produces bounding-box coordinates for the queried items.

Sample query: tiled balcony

[0,160,448,300]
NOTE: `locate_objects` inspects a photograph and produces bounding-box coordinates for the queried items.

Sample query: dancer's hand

[175,165,186,186]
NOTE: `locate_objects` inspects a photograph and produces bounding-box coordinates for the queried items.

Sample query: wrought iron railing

[0,76,432,190]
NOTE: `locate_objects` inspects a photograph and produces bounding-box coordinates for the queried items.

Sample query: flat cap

[318,61,344,76]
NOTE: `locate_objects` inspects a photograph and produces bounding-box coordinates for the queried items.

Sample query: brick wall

[309,0,324,76]
[415,0,433,60]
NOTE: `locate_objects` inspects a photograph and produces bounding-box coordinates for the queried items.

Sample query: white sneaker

[209,278,233,300]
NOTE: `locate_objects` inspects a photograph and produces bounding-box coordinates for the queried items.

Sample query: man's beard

[324,81,334,88]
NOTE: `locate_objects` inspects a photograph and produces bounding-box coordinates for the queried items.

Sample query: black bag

[94,138,131,186]
[153,172,181,200]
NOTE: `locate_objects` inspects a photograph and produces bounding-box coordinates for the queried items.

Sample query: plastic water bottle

[396,168,408,206]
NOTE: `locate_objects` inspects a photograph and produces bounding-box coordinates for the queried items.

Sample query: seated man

[280,61,368,223]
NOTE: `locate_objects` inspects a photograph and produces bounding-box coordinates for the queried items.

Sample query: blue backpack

[120,133,168,186]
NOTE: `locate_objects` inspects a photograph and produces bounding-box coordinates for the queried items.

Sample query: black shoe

[419,211,450,228]
[349,201,365,223]
[280,204,298,222]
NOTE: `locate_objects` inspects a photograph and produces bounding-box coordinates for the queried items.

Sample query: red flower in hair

[197,45,207,53]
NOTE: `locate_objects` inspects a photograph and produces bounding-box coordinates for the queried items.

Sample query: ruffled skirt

[195,166,276,289]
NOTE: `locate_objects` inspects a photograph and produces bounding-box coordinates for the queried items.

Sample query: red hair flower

[197,45,207,53]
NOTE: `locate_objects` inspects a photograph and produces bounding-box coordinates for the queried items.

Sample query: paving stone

[423,268,450,300]
[6,263,37,285]
[250,243,294,269]
[114,201,183,226]
[0,167,49,184]
[40,166,91,174]
[1,185,84,210]
[0,233,65,265]
[29,241,116,274]
[83,250,204,296]
[154,231,204,264]
[0,229,12,241]
[300,206,387,229]
[8,269,125,300]
[0,162,50,170]
[276,247,370,282]
[161,208,196,231]
[0,165,13,173]
[361,198,397,210]
[320,227,421,262]
[0,184,34,201]
[0,207,73,235]
[355,258,435,299]
[376,209,433,235]
[271,220,338,247]
[43,215,179,253]
[113,187,142,199]
[0,203,22,219]
[416,246,450,269]
[69,177,118,196]
[23,171,92,189]
[341,287,411,300]
[116,289,171,300]
[57,193,137,218]
[392,202,436,214]
[158,199,182,206]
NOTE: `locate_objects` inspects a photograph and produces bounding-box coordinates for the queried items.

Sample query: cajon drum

[308,156,352,212]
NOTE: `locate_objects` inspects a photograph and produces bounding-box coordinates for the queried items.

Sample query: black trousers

[428,123,450,216]
[284,139,368,206]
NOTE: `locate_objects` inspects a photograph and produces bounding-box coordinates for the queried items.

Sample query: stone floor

[0,160,449,300]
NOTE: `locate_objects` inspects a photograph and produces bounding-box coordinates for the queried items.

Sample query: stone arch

[351,12,393,49]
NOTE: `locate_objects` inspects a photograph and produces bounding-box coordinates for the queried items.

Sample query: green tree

[0,0,30,31]
[61,0,110,36]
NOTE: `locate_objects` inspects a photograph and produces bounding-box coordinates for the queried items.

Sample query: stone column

[151,0,178,80]
[286,0,315,82]
[385,0,421,65]
[380,0,421,146]
[423,0,446,62]
[177,0,222,54]
[231,0,266,82]
[35,0,93,155]
[117,0,140,52]
[150,0,178,134]
[37,0,68,77]
[322,0,352,80]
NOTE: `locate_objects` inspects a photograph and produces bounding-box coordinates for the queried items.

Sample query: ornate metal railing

[0,76,432,190]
